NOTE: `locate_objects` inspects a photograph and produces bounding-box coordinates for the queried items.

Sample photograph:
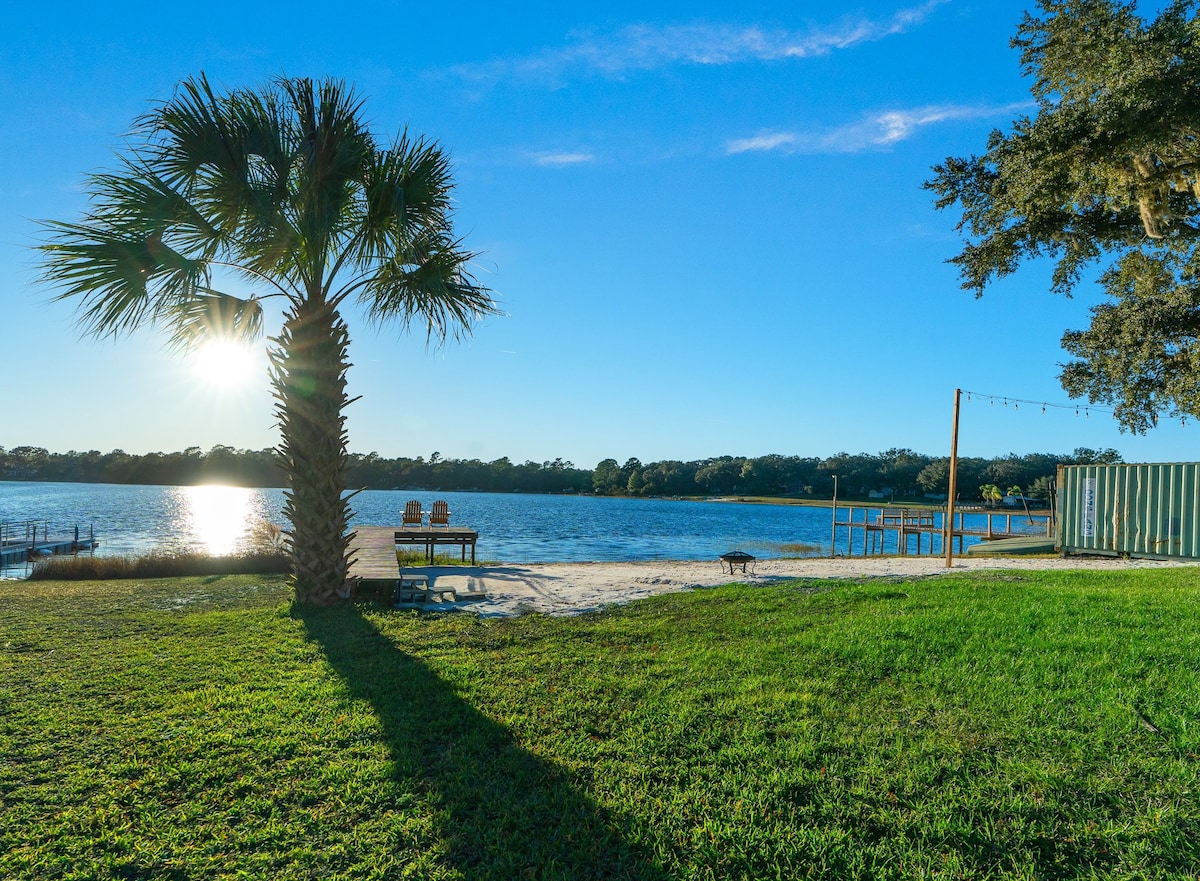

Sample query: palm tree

[979,484,1003,508]
[38,74,498,605]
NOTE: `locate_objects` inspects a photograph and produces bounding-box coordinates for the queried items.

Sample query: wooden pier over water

[832,506,1054,557]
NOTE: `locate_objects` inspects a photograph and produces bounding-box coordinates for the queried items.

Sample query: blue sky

[2,0,1193,469]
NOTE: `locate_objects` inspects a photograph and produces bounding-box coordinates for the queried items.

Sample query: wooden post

[1055,464,1064,546]
[830,475,838,556]
[945,388,961,568]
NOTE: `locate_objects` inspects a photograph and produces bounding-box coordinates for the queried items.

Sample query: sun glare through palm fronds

[191,339,260,390]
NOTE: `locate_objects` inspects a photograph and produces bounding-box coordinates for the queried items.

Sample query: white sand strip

[407,555,1196,617]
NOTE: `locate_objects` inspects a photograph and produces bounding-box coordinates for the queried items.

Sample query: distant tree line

[0,445,1124,502]
[592,447,1122,501]
[0,446,593,494]
[0,446,284,487]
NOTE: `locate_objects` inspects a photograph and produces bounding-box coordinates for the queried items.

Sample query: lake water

[0,482,1028,575]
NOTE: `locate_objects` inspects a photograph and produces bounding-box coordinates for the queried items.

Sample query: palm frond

[341,132,457,276]
[386,132,456,220]
[138,74,236,183]
[40,221,207,339]
[90,165,220,254]
[163,290,264,352]
[146,75,301,271]
[279,77,374,266]
[353,231,499,342]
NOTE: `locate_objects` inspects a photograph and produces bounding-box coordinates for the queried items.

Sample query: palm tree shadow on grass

[300,605,668,880]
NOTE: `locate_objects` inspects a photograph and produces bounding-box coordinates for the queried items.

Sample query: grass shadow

[299,604,668,880]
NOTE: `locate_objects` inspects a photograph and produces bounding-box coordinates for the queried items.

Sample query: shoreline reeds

[25,550,290,581]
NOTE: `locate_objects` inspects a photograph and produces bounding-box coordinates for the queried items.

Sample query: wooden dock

[832,506,1054,557]
[347,526,480,572]
[348,526,406,582]
[347,526,485,603]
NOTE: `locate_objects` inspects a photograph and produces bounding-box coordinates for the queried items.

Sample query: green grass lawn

[2,568,1198,879]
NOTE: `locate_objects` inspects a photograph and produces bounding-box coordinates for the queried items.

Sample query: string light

[961,390,1117,417]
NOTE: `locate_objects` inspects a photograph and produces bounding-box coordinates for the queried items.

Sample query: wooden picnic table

[395,527,478,564]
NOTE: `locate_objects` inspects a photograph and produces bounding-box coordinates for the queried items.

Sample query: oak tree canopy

[927,0,1200,432]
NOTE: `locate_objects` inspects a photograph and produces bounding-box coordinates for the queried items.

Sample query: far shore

[704,494,1057,516]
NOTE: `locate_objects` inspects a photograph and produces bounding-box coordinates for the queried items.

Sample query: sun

[192,339,259,389]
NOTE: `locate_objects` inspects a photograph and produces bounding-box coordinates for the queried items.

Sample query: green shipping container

[1057,462,1200,559]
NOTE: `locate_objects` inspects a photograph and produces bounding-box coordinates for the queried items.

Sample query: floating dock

[0,521,98,567]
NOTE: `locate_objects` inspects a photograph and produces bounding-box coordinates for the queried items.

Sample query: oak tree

[928,0,1200,431]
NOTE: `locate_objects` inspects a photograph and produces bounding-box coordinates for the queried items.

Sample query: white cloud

[532,151,596,167]
[451,1,948,86]
[725,132,799,154]
[725,102,1033,155]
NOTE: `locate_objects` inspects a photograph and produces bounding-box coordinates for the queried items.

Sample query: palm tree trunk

[271,299,355,605]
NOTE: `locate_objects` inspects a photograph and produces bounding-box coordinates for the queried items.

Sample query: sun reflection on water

[178,484,258,555]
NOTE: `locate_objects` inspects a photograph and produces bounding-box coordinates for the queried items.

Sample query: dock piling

[828,505,1053,558]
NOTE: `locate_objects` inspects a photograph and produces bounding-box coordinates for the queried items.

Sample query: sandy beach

[406,554,1197,617]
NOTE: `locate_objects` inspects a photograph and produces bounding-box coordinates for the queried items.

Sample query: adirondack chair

[401,499,424,527]
[429,499,450,527]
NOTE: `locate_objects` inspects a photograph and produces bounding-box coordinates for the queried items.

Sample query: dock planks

[347,527,404,582]
[346,526,486,604]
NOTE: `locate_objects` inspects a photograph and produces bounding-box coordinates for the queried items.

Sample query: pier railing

[0,520,51,548]
[0,521,97,569]
[832,505,1054,557]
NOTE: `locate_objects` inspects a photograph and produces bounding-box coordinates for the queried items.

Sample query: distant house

[1003,494,1046,508]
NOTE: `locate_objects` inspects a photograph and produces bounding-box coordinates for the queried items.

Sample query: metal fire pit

[719,550,756,575]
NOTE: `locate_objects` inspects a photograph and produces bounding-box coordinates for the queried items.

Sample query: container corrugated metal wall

[1058,462,1200,559]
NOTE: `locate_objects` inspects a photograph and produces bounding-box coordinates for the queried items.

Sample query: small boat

[966,536,1056,556]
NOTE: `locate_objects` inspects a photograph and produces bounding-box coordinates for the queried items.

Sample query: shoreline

[404,554,1196,617]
